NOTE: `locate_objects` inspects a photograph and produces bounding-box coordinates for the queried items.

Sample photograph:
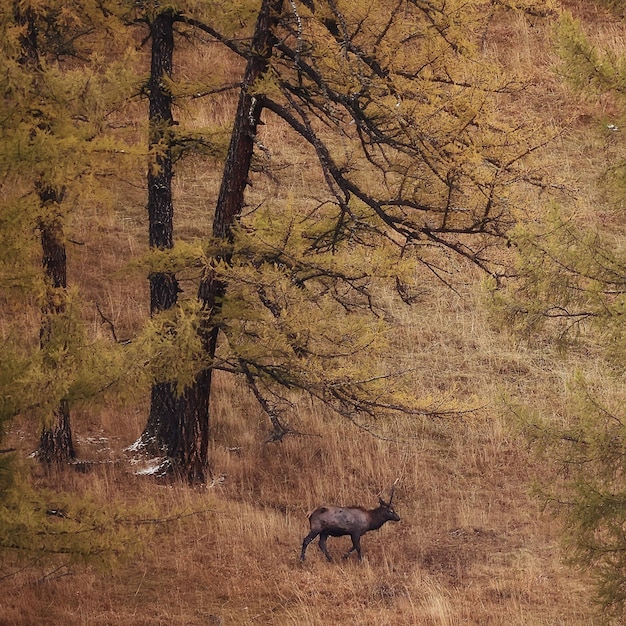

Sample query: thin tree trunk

[14,3,76,466]
[137,10,181,456]
[170,0,284,483]
[37,191,76,465]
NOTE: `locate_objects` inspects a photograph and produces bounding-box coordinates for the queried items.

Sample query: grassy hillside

[2,1,622,624]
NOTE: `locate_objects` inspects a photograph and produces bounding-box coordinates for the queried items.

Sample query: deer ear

[379,497,387,507]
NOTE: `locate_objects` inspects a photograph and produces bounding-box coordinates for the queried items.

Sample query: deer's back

[309,505,370,534]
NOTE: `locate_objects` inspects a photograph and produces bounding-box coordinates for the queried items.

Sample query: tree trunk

[37,190,76,465]
[169,345,216,483]
[17,3,77,466]
[170,0,284,483]
[38,399,75,465]
[137,10,181,456]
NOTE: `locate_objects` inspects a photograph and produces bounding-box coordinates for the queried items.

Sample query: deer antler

[378,479,399,506]
[388,478,399,505]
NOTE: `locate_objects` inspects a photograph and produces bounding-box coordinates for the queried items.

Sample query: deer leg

[318,532,333,562]
[343,534,362,561]
[300,531,318,562]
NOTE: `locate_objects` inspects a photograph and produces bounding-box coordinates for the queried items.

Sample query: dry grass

[3,2,623,624]
[0,413,597,626]
[4,441,594,626]
[1,283,598,625]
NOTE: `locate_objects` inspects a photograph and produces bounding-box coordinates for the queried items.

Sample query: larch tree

[0,0,157,569]
[136,0,554,482]
[13,2,76,465]
[0,0,141,465]
[170,0,285,482]
[499,5,626,621]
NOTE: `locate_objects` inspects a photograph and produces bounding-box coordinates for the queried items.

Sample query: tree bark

[137,10,181,456]
[38,399,75,465]
[170,0,284,483]
[37,189,76,465]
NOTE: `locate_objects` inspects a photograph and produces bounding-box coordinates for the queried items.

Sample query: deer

[300,483,400,562]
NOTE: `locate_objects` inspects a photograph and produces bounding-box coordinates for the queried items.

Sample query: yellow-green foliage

[556,12,626,95]
[266,0,552,269]
[0,475,137,564]
[503,192,626,365]
[518,370,626,623]
[495,6,626,620]
[132,300,207,394]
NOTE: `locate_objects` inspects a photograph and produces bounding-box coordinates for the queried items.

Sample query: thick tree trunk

[170,0,284,483]
[38,192,76,465]
[169,341,216,483]
[137,10,180,456]
[38,399,75,464]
